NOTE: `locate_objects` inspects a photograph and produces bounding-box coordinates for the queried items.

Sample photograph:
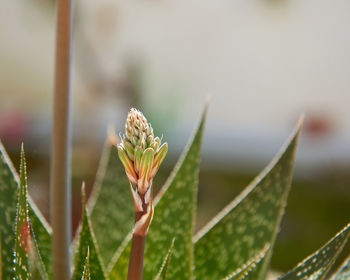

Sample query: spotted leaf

[88,138,134,264]
[223,244,269,280]
[194,117,303,280]
[13,147,31,279]
[279,223,350,280]
[0,141,52,278]
[82,248,91,280]
[72,186,106,280]
[331,256,350,280]
[154,238,175,280]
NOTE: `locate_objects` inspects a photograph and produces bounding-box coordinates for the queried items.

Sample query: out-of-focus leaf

[82,248,91,280]
[13,147,31,279]
[223,244,269,280]
[194,117,303,280]
[332,256,350,280]
[0,232,2,280]
[279,223,350,280]
[0,141,52,278]
[88,137,134,264]
[108,106,207,280]
[154,238,175,280]
[28,203,52,277]
[28,230,49,280]
[72,185,106,280]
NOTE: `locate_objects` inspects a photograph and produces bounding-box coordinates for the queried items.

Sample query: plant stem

[50,0,73,279]
[127,233,146,280]
[127,191,150,280]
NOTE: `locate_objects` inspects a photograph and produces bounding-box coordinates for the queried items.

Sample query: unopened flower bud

[118,108,168,197]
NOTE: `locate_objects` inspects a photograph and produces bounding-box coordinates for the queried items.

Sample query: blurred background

[0,0,349,274]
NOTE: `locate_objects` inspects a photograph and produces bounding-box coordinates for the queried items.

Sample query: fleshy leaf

[28,229,49,280]
[279,223,350,280]
[194,117,303,280]
[13,146,31,279]
[223,244,269,280]
[88,138,134,264]
[108,106,207,280]
[0,232,2,280]
[28,203,52,277]
[332,256,350,280]
[82,248,91,280]
[0,141,52,278]
[154,238,175,280]
[72,185,106,280]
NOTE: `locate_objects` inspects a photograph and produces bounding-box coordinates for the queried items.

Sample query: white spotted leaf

[194,117,303,280]
[223,244,269,280]
[279,223,350,280]
[72,187,106,280]
[331,256,350,280]
[154,238,175,280]
[108,106,207,280]
[13,146,43,280]
[82,248,91,280]
[88,140,134,264]
[0,141,52,278]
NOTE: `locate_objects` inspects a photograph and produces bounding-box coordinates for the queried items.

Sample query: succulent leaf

[0,141,52,278]
[72,185,106,280]
[3,147,48,280]
[13,147,31,279]
[194,116,303,280]
[331,256,350,280]
[223,244,269,280]
[82,248,91,280]
[278,223,350,280]
[88,140,134,265]
[154,238,175,280]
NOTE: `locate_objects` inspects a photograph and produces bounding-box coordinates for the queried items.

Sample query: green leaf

[0,232,2,280]
[279,223,350,280]
[223,244,269,280]
[332,256,350,280]
[27,229,49,280]
[88,139,134,264]
[28,203,52,277]
[108,106,208,280]
[194,117,303,280]
[82,248,91,280]
[13,146,31,279]
[72,185,106,280]
[154,238,175,280]
[0,141,52,278]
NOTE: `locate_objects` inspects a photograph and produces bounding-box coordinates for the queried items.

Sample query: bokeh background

[1,0,349,274]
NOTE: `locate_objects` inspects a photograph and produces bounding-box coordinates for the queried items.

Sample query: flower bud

[118,108,168,196]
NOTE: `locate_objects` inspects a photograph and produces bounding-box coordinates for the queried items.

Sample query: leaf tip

[81,181,87,213]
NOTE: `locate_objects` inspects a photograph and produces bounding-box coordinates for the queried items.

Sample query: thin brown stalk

[127,191,150,280]
[50,0,73,279]
[127,233,146,280]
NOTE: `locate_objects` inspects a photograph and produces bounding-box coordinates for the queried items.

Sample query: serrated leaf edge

[331,256,350,280]
[278,223,350,280]
[0,140,52,234]
[154,238,175,280]
[222,243,270,280]
[194,115,303,243]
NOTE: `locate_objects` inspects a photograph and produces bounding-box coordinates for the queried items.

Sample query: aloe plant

[0,106,349,280]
